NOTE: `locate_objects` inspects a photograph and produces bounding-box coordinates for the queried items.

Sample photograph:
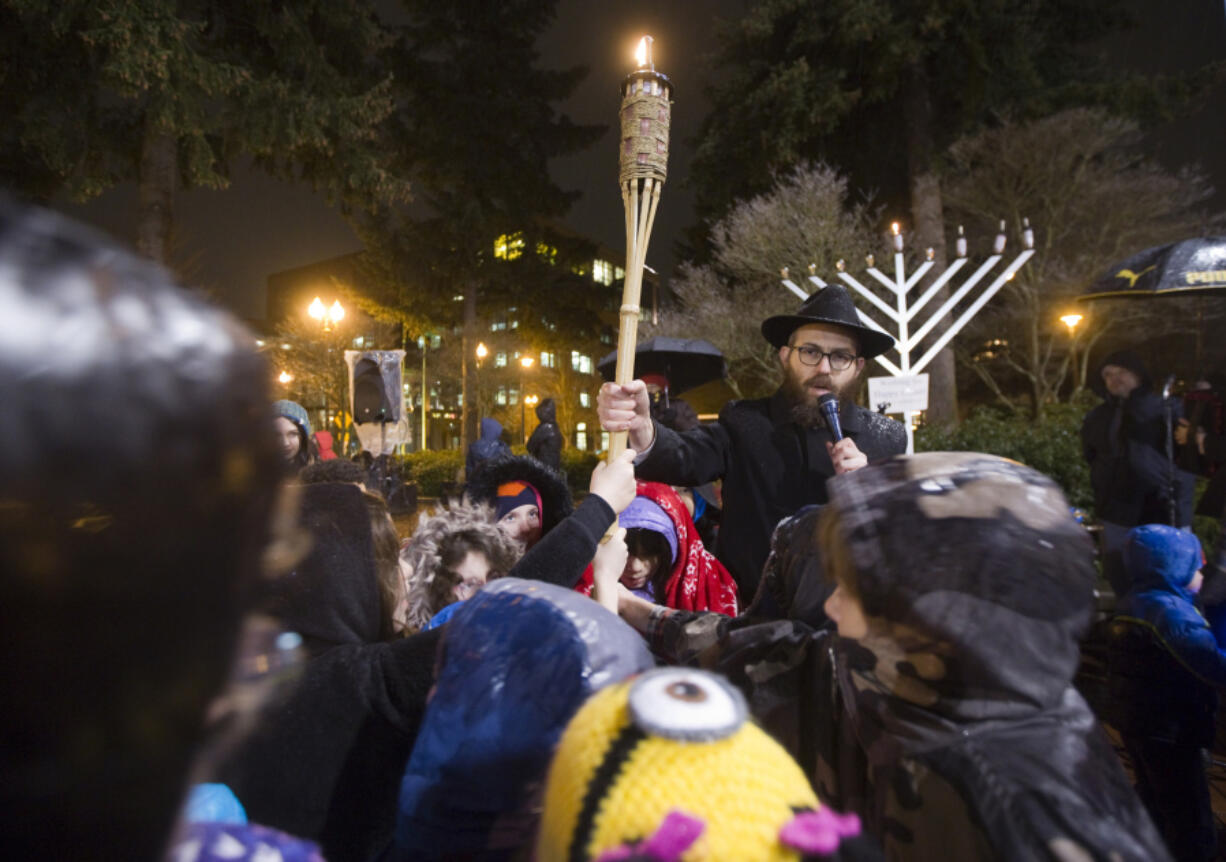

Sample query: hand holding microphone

[819,394,867,475]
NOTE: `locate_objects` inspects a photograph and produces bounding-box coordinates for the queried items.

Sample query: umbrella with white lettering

[1079,237,1226,300]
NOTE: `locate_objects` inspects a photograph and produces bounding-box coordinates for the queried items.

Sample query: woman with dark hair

[272,399,316,472]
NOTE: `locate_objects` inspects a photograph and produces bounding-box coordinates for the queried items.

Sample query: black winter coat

[212,483,440,862]
[636,389,906,597]
[1082,385,1193,526]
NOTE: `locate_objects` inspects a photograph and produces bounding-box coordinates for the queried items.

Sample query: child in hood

[582,481,738,616]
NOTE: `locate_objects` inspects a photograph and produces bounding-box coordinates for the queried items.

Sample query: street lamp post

[306,297,344,436]
[1060,312,1084,394]
[475,342,488,429]
[520,355,534,444]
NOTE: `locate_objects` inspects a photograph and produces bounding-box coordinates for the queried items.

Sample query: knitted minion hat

[537,668,862,862]
[272,399,312,438]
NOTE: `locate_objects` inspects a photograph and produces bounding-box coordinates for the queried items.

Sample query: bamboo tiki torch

[609,35,672,466]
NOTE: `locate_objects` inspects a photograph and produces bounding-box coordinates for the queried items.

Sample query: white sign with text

[868,374,929,415]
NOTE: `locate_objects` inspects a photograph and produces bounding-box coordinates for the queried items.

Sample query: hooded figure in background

[386,579,653,861]
[1082,349,1195,596]
[526,397,563,470]
[213,483,441,862]
[1108,525,1225,861]
[620,454,1168,861]
[467,417,511,478]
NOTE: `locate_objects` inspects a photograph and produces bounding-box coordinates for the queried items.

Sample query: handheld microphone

[817,393,843,441]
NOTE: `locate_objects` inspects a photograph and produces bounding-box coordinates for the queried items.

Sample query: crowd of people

[7,196,1226,862]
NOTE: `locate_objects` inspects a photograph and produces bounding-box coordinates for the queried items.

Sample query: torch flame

[635,36,652,69]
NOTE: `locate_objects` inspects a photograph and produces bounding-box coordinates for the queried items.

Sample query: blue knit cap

[272,399,311,437]
[620,497,678,564]
[1124,524,1202,589]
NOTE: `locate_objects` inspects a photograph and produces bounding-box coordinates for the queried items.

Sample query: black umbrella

[1079,237,1226,300]
[597,337,727,395]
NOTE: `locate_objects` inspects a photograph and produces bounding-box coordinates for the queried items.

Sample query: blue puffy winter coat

[1108,525,1223,745]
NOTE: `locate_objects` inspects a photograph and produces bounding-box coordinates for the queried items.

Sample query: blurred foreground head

[0,199,283,859]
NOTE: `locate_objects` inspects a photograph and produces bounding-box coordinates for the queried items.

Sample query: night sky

[58,0,1226,323]
[62,0,742,323]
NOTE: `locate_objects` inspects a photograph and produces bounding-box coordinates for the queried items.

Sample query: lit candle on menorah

[780,220,1037,452]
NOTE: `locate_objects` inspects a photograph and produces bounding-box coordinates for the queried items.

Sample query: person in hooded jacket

[1082,349,1195,596]
[612,453,1169,861]
[467,417,511,478]
[526,397,563,470]
[211,482,441,862]
[1108,525,1225,861]
[467,452,636,589]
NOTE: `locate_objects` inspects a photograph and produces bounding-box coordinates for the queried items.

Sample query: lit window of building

[571,351,592,374]
[593,259,614,285]
[509,387,520,406]
[352,336,365,348]
[600,431,610,452]
[579,391,590,408]
[494,232,525,261]
[540,351,555,368]
[576,422,588,451]
[495,352,507,368]
[491,320,507,332]
[615,266,625,281]
[536,242,558,264]
[496,386,508,406]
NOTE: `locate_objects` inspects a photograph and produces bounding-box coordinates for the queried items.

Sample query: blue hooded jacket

[1108,525,1222,746]
[1115,525,1225,685]
[466,417,510,477]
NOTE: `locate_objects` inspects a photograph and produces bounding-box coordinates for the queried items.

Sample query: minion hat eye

[628,668,747,741]
[538,668,854,862]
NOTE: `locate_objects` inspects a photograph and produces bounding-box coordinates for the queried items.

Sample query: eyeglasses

[788,344,859,370]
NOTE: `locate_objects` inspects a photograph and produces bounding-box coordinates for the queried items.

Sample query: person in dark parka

[460,452,636,592]
[598,285,907,597]
[1082,349,1195,596]
[614,453,1169,861]
[526,397,563,470]
[212,482,441,862]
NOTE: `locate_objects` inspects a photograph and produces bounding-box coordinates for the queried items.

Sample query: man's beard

[782,367,858,429]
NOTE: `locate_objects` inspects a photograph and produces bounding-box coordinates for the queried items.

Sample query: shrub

[396,449,463,497]
[561,449,602,492]
[915,402,1093,512]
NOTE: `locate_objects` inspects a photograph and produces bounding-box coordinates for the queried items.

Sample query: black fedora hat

[761,284,894,358]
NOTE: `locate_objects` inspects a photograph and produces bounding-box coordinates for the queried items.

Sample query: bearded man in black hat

[598,285,907,598]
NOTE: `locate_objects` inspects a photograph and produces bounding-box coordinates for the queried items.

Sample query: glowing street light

[1059,312,1083,335]
[278,370,293,385]
[308,296,345,332]
[476,342,488,362]
[520,355,535,444]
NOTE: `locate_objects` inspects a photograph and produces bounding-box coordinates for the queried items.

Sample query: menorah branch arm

[911,250,1034,375]
[839,273,901,322]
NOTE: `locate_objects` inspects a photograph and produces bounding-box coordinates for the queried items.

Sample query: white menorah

[780,221,1036,453]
